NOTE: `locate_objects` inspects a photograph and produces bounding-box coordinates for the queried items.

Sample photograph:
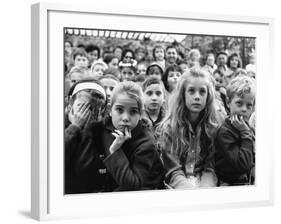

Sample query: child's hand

[109,127,132,154]
[71,103,91,129]
[230,114,249,132]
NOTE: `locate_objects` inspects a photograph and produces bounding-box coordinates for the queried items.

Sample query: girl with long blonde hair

[156,68,223,188]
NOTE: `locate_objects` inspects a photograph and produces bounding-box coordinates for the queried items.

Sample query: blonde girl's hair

[156,67,222,157]
[110,81,144,114]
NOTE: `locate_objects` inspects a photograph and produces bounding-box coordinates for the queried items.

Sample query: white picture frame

[31,2,274,221]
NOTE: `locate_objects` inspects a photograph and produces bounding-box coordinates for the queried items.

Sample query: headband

[119,60,137,68]
[71,82,106,99]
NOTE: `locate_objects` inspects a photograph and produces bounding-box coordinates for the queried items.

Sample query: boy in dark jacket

[215,75,255,185]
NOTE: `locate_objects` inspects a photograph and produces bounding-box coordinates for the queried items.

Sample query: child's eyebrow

[114,104,124,107]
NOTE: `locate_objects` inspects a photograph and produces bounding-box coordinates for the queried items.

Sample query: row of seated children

[64,66,255,194]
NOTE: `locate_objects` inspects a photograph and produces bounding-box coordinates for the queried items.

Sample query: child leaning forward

[65,80,164,193]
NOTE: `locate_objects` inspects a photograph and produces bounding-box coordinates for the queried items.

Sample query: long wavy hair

[156,68,222,157]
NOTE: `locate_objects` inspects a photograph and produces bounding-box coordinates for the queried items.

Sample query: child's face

[91,64,106,78]
[123,52,134,63]
[179,63,189,73]
[190,53,200,62]
[87,50,99,64]
[184,77,208,116]
[143,84,165,112]
[70,91,104,124]
[230,56,239,69]
[213,72,224,91]
[155,48,165,61]
[228,93,255,121]
[64,42,72,54]
[206,54,215,66]
[74,55,89,69]
[121,67,135,81]
[108,58,119,70]
[166,48,178,64]
[167,71,181,91]
[100,78,119,103]
[136,50,145,61]
[137,64,147,76]
[114,48,123,60]
[217,54,227,66]
[110,93,141,133]
[71,91,91,114]
[147,67,162,80]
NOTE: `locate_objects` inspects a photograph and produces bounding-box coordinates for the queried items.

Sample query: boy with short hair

[142,77,166,133]
[72,48,89,69]
[146,63,164,81]
[85,44,100,67]
[215,75,255,186]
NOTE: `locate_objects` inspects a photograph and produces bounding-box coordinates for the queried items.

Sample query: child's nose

[194,92,200,100]
[151,94,157,99]
[105,89,111,95]
[122,112,130,122]
[241,104,247,112]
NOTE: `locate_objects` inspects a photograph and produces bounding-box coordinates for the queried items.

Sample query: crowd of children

[64,39,256,194]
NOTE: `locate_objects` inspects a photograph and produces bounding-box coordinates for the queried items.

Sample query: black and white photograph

[29,2,275,221]
[64,28,256,194]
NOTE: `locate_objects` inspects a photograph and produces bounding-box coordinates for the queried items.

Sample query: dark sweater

[65,118,164,194]
[215,118,255,185]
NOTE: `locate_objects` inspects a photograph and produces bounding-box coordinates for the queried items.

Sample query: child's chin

[149,105,160,110]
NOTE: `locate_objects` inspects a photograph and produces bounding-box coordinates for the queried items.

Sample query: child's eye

[247,104,253,109]
[115,107,123,113]
[109,87,114,91]
[145,91,153,96]
[156,91,162,96]
[188,88,195,94]
[236,102,242,106]
[130,109,139,115]
[199,89,207,95]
